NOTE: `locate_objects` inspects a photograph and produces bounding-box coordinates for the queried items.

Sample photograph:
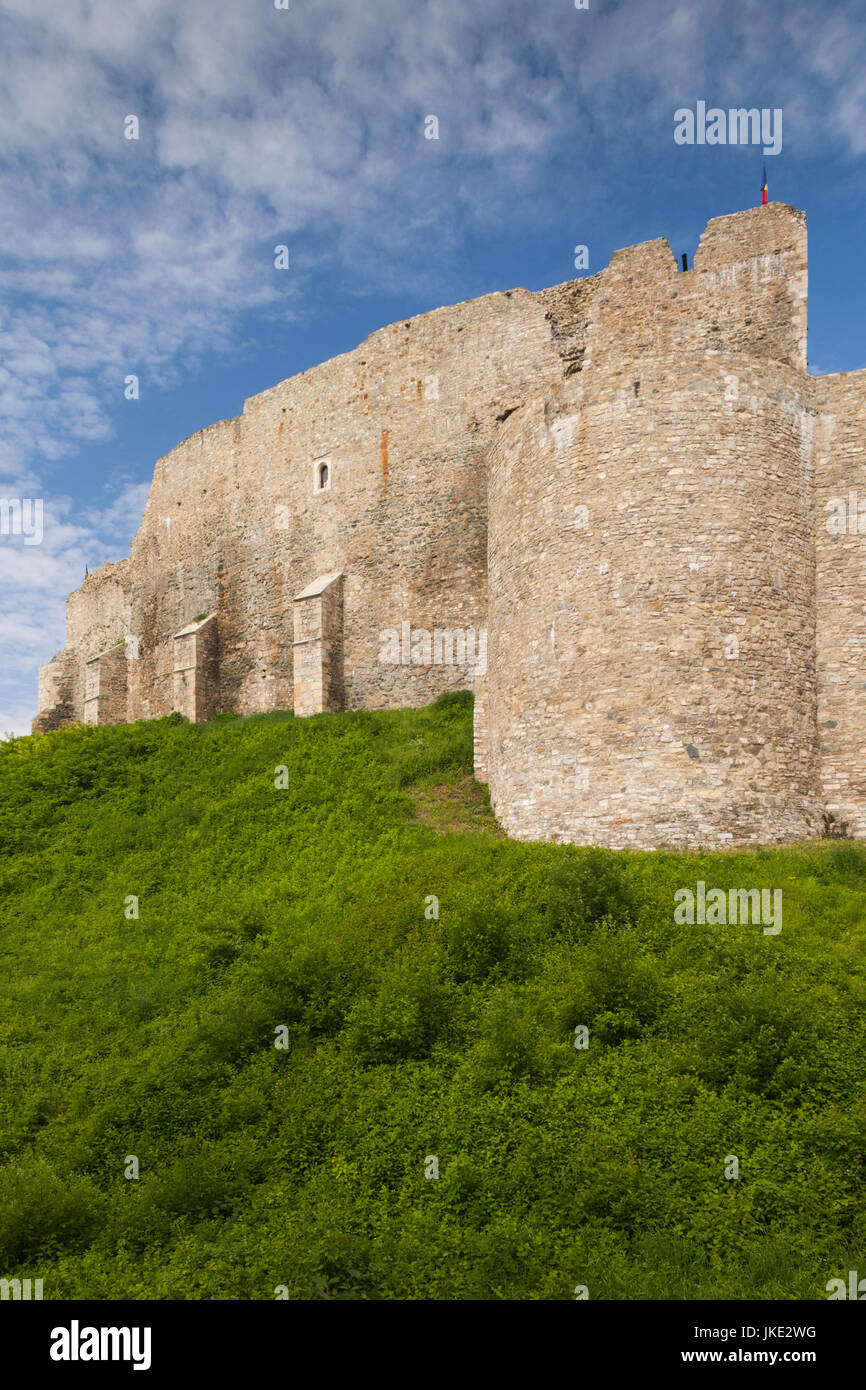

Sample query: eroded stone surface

[32,203,866,849]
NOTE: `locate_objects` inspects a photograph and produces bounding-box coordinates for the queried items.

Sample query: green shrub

[0,1161,105,1263]
[443,902,526,982]
[345,948,451,1062]
[1,699,864,1298]
[536,848,638,936]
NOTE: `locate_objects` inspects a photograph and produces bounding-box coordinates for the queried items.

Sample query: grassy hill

[1,693,865,1300]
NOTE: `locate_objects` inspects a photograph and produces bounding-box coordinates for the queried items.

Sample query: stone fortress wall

[34,203,866,849]
[37,281,571,732]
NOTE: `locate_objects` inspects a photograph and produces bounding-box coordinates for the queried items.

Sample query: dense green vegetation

[1,695,865,1300]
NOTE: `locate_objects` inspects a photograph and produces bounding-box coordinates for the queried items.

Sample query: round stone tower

[484,207,823,849]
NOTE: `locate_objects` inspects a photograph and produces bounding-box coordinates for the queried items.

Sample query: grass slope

[1,693,865,1300]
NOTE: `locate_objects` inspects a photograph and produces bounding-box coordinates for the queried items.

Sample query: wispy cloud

[1,0,865,730]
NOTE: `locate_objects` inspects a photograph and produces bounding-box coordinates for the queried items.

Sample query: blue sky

[2,0,865,732]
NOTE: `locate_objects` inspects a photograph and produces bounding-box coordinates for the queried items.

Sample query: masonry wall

[292,574,344,717]
[33,650,77,733]
[813,369,866,837]
[31,201,866,854]
[83,644,129,726]
[64,561,132,721]
[483,204,823,850]
[38,284,574,729]
[172,615,219,723]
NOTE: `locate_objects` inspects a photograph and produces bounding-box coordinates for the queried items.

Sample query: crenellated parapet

[32,202,866,850]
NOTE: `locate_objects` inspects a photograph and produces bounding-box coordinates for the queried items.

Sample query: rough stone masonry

[33,203,866,850]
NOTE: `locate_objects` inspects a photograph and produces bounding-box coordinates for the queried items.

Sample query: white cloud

[0,0,864,730]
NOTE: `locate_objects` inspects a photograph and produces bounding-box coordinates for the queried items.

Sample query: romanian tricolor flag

[761,163,768,205]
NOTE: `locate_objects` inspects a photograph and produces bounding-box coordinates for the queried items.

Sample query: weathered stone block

[293,573,344,717]
[83,644,128,726]
[172,614,218,722]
